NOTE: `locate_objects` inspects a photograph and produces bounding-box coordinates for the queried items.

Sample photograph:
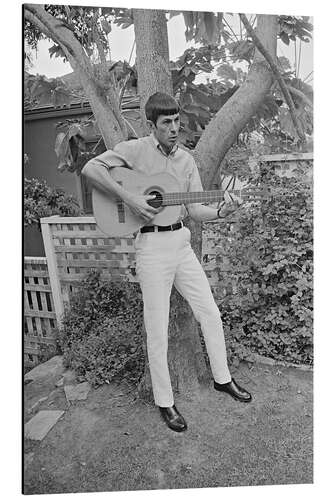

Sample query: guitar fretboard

[161,189,246,206]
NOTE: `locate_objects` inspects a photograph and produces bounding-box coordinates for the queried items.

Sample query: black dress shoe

[159,405,187,432]
[214,378,252,403]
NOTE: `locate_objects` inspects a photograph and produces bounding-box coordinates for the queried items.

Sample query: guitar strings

[161,189,259,205]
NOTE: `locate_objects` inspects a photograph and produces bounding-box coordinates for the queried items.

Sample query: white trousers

[135,226,231,407]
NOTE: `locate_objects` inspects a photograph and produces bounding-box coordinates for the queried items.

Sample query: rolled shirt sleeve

[83,141,134,172]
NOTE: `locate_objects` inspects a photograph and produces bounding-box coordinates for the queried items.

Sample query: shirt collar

[150,133,178,157]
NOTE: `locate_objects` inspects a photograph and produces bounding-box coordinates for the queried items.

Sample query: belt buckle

[170,225,174,231]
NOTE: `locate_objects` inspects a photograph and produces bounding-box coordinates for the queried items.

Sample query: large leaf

[54,132,72,172]
[113,9,134,29]
[216,63,238,82]
[227,40,254,63]
[49,44,67,61]
[279,107,313,139]
[289,78,313,104]
[55,123,89,172]
[101,19,112,35]
[278,56,292,72]
[280,31,290,45]
[278,16,313,44]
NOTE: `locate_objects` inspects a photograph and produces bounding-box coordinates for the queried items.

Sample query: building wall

[24,226,44,257]
[24,109,90,256]
[24,110,87,196]
[24,105,143,256]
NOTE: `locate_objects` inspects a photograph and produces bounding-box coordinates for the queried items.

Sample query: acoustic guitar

[92,167,265,237]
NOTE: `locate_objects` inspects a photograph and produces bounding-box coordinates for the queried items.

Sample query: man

[82,92,252,433]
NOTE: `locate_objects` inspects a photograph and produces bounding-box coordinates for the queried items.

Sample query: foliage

[57,271,144,387]
[24,73,83,110]
[46,43,304,167]
[278,16,313,45]
[24,7,313,167]
[24,177,82,228]
[24,5,130,56]
[211,161,313,366]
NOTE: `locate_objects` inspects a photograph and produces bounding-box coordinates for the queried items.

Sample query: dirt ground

[23,361,313,495]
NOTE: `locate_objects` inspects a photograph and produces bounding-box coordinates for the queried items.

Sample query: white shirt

[88,134,204,220]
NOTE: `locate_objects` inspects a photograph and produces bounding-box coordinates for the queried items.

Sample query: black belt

[140,222,183,233]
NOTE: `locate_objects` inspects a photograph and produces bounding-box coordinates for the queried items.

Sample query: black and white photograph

[21,0,315,496]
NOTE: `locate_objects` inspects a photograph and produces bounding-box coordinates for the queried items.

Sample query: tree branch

[287,86,313,109]
[24,4,128,147]
[25,10,54,42]
[239,13,306,143]
[25,4,93,75]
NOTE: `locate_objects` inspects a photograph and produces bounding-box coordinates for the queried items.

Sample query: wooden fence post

[41,216,64,327]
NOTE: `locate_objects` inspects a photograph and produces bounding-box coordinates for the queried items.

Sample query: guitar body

[92,167,182,236]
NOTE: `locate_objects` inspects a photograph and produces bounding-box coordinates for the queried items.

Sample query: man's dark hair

[145,92,180,125]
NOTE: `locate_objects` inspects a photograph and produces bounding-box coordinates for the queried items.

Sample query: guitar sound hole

[147,190,163,209]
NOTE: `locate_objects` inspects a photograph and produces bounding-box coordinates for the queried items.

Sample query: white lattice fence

[24,257,58,365]
[41,216,138,324]
[37,152,313,328]
[40,216,223,326]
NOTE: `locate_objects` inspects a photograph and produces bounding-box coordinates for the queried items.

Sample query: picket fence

[23,152,313,364]
[24,257,58,365]
[23,220,220,365]
[39,216,222,323]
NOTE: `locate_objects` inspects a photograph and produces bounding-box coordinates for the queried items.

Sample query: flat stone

[24,356,64,382]
[64,382,90,402]
[25,410,65,441]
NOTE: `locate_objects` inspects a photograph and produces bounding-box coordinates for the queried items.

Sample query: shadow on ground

[24,360,313,494]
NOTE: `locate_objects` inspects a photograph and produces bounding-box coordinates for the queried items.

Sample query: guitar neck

[162,189,244,206]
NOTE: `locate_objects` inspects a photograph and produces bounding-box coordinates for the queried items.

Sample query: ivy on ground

[212,161,313,366]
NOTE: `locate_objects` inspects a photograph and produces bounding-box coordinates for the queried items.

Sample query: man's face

[149,113,180,153]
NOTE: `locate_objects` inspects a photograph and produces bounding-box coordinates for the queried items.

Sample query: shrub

[24,177,82,228]
[57,271,144,387]
[212,161,313,366]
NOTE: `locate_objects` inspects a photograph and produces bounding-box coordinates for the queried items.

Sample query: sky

[28,11,313,85]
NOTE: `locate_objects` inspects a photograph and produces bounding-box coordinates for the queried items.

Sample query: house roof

[24,63,139,116]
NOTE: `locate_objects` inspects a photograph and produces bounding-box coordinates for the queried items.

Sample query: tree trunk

[133,9,174,134]
[133,10,210,401]
[68,60,127,148]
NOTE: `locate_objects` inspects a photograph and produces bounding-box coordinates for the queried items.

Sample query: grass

[24,361,313,494]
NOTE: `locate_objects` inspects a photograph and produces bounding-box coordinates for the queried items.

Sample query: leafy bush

[24,177,82,228]
[57,271,144,387]
[213,161,313,366]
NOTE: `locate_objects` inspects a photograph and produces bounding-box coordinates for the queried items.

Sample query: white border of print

[2,1,329,499]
